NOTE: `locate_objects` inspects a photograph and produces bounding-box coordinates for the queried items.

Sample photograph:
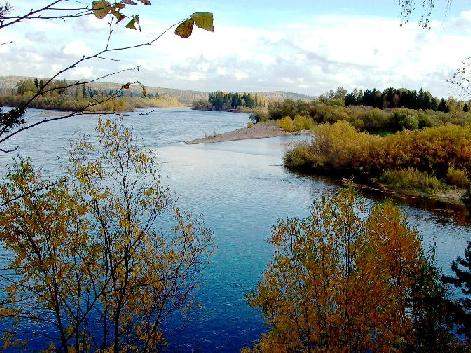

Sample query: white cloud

[62,41,92,57]
[3,8,471,97]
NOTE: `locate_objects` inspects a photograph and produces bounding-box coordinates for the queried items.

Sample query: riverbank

[347,179,469,223]
[187,121,310,144]
[283,121,471,218]
[188,121,470,220]
[0,95,184,113]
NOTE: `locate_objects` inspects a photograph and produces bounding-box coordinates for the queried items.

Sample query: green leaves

[175,12,214,38]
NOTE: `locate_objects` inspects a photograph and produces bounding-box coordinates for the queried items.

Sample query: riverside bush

[293,114,315,131]
[267,100,471,134]
[277,116,295,132]
[381,168,445,194]
[285,121,471,191]
[447,167,470,188]
[277,115,315,132]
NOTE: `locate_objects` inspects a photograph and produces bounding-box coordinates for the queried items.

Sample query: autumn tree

[243,189,463,353]
[0,118,213,352]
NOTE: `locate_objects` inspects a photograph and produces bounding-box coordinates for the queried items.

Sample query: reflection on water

[0,108,469,352]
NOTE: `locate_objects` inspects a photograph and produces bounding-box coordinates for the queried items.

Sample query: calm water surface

[0,108,469,352]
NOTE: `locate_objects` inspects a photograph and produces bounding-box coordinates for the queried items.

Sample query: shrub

[284,121,378,174]
[392,109,420,131]
[381,168,445,194]
[247,122,254,129]
[283,143,313,170]
[293,115,315,131]
[447,167,470,188]
[285,121,471,187]
[249,108,269,123]
[360,108,392,133]
[277,116,295,132]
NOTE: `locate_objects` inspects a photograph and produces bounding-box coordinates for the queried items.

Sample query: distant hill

[0,76,314,105]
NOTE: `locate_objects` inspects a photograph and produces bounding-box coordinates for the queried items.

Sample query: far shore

[186,121,311,144]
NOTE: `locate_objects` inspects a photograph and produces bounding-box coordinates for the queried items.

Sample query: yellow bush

[277,116,295,132]
[293,115,315,131]
[285,121,471,185]
[447,167,470,188]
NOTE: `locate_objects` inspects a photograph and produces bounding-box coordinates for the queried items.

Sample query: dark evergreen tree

[442,241,471,339]
[438,98,450,113]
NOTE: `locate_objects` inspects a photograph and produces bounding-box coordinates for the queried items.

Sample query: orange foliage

[245,189,424,353]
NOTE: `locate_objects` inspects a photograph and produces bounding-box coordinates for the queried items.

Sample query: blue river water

[0,108,469,352]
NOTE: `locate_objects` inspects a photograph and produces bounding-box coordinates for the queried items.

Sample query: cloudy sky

[2,0,471,97]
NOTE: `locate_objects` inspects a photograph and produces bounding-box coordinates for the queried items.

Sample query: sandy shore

[186,122,309,144]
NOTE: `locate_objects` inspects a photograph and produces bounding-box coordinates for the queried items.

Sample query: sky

[2,0,471,97]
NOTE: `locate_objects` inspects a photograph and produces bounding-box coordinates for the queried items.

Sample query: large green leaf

[175,18,194,38]
[191,12,214,32]
[92,0,111,19]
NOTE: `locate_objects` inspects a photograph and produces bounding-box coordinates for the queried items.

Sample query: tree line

[193,92,266,111]
[345,87,468,112]
[14,78,160,100]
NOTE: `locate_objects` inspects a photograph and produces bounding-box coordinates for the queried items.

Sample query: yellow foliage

[285,121,471,190]
[0,118,213,352]
[245,189,424,353]
[277,116,295,132]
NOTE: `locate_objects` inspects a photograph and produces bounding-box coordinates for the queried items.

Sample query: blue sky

[2,1,471,97]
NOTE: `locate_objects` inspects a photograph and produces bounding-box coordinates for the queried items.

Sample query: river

[0,108,469,352]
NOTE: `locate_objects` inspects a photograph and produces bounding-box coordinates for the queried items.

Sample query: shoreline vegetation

[0,94,184,113]
[0,77,185,113]
[4,79,471,215]
[190,87,471,216]
[268,89,471,215]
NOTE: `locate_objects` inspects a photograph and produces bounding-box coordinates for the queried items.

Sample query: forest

[192,92,266,111]
[345,87,462,112]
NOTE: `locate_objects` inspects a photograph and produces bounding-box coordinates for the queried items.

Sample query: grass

[380,169,445,194]
[446,167,470,188]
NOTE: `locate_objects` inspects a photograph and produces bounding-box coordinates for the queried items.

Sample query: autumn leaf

[125,15,140,30]
[175,12,214,38]
[92,0,111,19]
[111,8,126,22]
[175,18,194,38]
[192,12,214,32]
